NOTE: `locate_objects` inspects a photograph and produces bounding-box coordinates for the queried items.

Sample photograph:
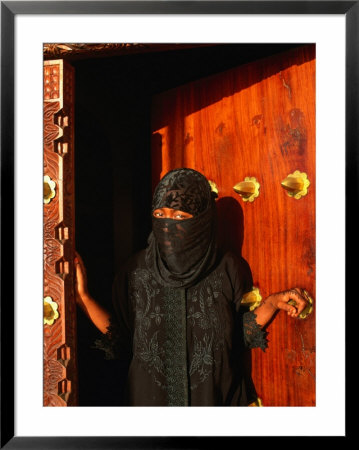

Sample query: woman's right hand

[74,251,89,303]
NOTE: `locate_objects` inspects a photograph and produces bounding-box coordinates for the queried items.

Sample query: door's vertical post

[43,59,78,406]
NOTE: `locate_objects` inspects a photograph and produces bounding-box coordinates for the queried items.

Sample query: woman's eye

[175,214,185,219]
[154,211,163,217]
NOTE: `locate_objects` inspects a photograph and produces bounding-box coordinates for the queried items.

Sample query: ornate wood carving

[43,43,213,60]
[44,43,148,57]
[43,60,78,406]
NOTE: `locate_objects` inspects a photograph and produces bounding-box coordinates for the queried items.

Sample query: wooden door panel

[151,45,315,406]
[43,60,78,406]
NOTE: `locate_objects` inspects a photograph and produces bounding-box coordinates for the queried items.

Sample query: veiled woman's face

[153,207,193,220]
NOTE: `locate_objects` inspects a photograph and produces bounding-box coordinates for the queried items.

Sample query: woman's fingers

[276,289,308,317]
[74,252,86,275]
[285,289,308,316]
[277,300,298,316]
[75,251,85,267]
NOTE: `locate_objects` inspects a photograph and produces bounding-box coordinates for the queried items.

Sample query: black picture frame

[1,1,353,447]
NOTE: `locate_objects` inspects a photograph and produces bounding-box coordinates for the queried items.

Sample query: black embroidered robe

[95,250,267,406]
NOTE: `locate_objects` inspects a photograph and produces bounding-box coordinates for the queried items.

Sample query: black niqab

[146,168,218,288]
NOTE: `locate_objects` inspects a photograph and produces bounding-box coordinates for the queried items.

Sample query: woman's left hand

[266,288,309,318]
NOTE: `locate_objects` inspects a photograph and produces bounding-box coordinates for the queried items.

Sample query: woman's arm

[75,252,111,334]
[253,288,309,328]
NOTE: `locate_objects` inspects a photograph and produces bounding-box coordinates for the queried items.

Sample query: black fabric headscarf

[145,168,218,288]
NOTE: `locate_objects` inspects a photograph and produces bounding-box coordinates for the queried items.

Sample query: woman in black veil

[75,168,309,406]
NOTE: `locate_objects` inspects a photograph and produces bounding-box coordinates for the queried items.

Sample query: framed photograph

[2,1,352,447]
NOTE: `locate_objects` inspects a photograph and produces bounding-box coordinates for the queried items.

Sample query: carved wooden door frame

[43,59,77,406]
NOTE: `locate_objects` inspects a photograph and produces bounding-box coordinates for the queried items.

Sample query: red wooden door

[151,45,315,406]
[43,59,78,406]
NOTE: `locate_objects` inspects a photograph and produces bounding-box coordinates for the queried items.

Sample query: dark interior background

[73,43,302,406]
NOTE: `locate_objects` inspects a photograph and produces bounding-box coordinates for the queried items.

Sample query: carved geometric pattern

[43,59,78,406]
[44,64,61,100]
[55,257,70,279]
[58,379,72,403]
[55,141,69,157]
[57,344,71,367]
[54,222,69,243]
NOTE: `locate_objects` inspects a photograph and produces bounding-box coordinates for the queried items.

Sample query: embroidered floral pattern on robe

[187,271,225,390]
